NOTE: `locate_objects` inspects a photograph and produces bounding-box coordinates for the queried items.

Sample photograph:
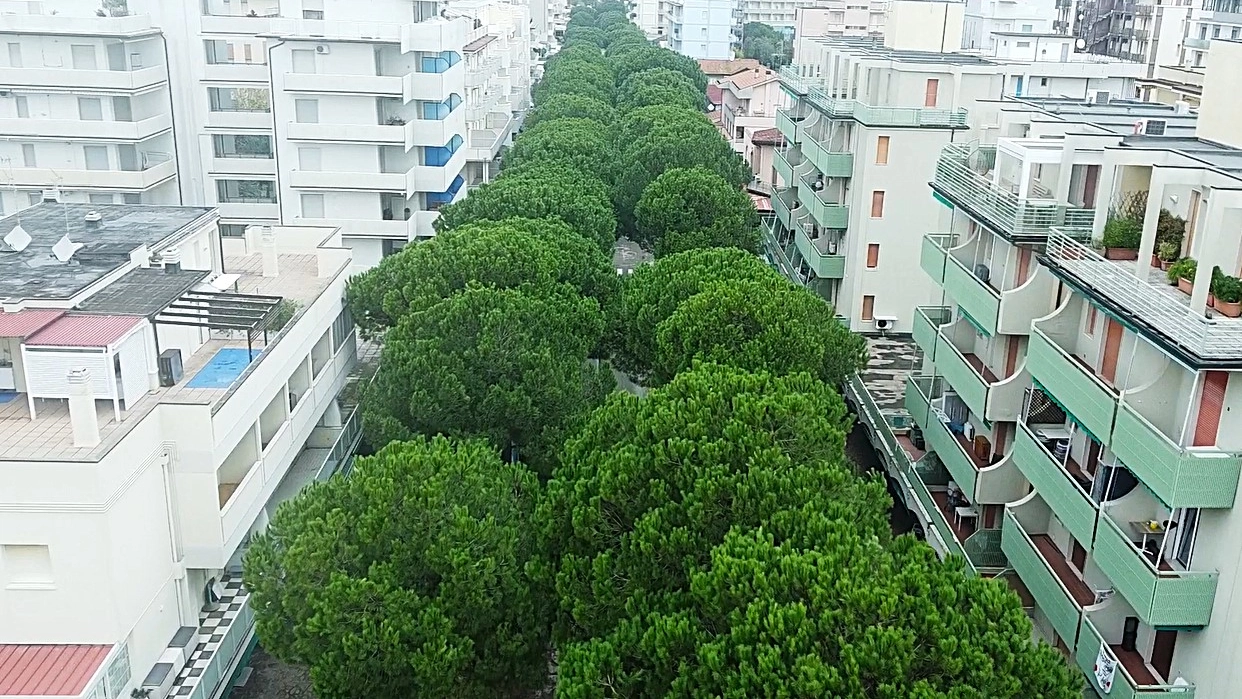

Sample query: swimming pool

[186,348,261,389]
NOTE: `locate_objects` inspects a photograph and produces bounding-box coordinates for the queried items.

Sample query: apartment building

[792,0,888,47]
[767,20,1140,336]
[962,0,1060,52]
[0,202,360,699]
[850,41,1242,696]
[717,65,782,153]
[633,0,741,59]
[0,0,534,272]
[1076,0,1157,62]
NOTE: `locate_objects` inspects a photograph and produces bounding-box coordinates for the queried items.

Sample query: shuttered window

[876,136,890,164]
[870,191,885,218]
[861,295,875,321]
[866,243,879,268]
[925,78,940,107]
[1193,371,1229,446]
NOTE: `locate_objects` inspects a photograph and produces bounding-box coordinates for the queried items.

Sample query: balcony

[778,66,969,128]
[802,135,853,178]
[287,170,406,190]
[1044,231,1242,363]
[933,318,1028,423]
[206,109,272,129]
[1075,615,1198,697]
[921,233,952,285]
[773,187,805,231]
[796,185,849,229]
[931,144,1095,241]
[1002,505,1095,647]
[0,114,172,140]
[405,147,467,195]
[1013,423,1100,546]
[1091,513,1217,628]
[1184,36,1211,49]
[1026,325,1118,446]
[286,122,404,144]
[775,109,799,143]
[793,227,845,279]
[204,62,269,82]
[404,61,466,102]
[1,159,176,190]
[168,580,256,699]
[5,64,167,91]
[282,72,402,95]
[773,146,796,185]
[905,376,1027,504]
[404,111,467,149]
[1110,401,1242,508]
[402,17,471,54]
[923,233,1058,336]
[905,455,1007,574]
[201,13,278,34]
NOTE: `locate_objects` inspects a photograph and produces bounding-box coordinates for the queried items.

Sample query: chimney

[260,226,279,277]
[41,187,60,203]
[162,247,182,274]
[84,210,102,229]
[67,368,100,448]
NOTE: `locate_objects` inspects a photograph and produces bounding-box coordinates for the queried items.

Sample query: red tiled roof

[722,67,778,89]
[0,310,65,339]
[698,58,762,76]
[24,314,143,348]
[749,192,773,213]
[706,84,723,104]
[750,127,785,146]
[0,644,113,696]
[708,110,723,125]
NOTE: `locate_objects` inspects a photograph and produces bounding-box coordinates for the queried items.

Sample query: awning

[24,314,143,348]
[0,644,114,696]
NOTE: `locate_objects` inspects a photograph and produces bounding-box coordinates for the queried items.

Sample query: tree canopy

[524,94,616,129]
[435,164,617,253]
[244,437,550,699]
[362,286,614,473]
[633,166,759,256]
[533,59,614,105]
[346,217,617,337]
[609,45,708,93]
[615,67,704,112]
[742,21,793,69]
[503,117,617,183]
[562,24,608,48]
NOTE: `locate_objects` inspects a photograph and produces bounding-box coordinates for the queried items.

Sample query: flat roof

[0,644,113,696]
[1009,96,1199,137]
[807,36,997,66]
[0,203,216,304]
[76,267,211,317]
[1123,135,1242,175]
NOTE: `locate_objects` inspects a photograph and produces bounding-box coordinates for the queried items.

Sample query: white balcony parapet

[1045,230,1242,360]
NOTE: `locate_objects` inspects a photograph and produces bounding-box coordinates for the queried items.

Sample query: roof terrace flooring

[860,334,922,413]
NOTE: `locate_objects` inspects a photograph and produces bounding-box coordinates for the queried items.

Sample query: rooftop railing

[779,65,968,128]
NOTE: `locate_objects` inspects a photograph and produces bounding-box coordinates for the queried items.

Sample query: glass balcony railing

[932,144,1095,241]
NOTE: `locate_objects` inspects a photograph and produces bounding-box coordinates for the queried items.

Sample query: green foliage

[503,117,617,182]
[1157,207,1186,248]
[1158,240,1181,262]
[436,164,617,253]
[538,363,891,643]
[362,286,615,473]
[533,59,614,105]
[609,45,708,93]
[741,21,792,68]
[244,437,551,699]
[563,24,608,48]
[546,44,610,67]
[633,166,759,256]
[615,67,704,112]
[524,94,616,129]
[654,278,867,385]
[555,511,1084,698]
[594,9,627,28]
[611,247,777,375]
[346,217,617,336]
[1101,217,1142,249]
[613,104,712,146]
[1167,256,1197,284]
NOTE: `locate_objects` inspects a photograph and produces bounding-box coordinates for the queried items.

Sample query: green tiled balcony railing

[1013,423,1098,546]
[902,456,1005,575]
[803,136,854,178]
[775,109,799,143]
[796,186,849,229]
[912,306,951,361]
[1111,402,1242,509]
[935,330,992,422]
[932,143,1096,241]
[906,376,979,498]
[773,188,800,230]
[962,528,1006,572]
[793,227,845,279]
[1076,615,1198,698]
[941,248,1001,337]
[920,233,954,286]
[905,457,967,562]
[1092,514,1218,628]
[774,146,795,185]
[1002,509,1083,647]
[1026,327,1117,446]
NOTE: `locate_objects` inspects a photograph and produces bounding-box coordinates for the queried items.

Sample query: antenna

[52,234,83,262]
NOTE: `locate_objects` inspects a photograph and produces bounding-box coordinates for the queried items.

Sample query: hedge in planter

[1167,258,1197,294]
[1101,218,1142,260]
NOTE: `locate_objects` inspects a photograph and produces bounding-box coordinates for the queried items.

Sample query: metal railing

[316,405,363,480]
[933,144,1095,239]
[1045,230,1242,359]
[779,65,968,128]
[963,528,1007,570]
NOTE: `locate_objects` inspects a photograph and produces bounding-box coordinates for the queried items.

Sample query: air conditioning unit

[314,44,331,54]
[874,315,897,331]
[1133,118,1167,136]
[158,348,183,387]
[1091,90,1111,105]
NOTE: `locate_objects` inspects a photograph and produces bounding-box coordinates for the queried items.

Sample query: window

[1016,41,1031,48]
[301,193,325,218]
[924,78,939,108]
[27,192,42,206]
[15,96,28,118]
[89,193,114,204]
[216,179,277,204]
[1233,27,1240,38]
[1040,77,1049,86]
[1173,508,1199,568]
[861,295,875,321]
[103,644,130,698]
[83,145,109,171]
[122,193,141,204]
[2,544,53,588]
[1212,25,1221,37]
[870,191,885,217]
[1021,23,1033,32]
[866,243,879,268]
[1084,303,1098,336]
[78,97,104,121]
[875,135,889,164]
[735,126,745,140]
[70,44,96,70]
[291,49,317,74]
[212,134,273,158]
[7,43,20,68]
[220,223,248,237]
[21,144,35,168]
[303,9,325,18]
[208,87,270,112]
[294,98,319,123]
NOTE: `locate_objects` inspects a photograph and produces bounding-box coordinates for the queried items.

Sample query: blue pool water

[186,348,261,389]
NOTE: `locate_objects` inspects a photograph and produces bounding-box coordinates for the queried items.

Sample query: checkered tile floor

[171,577,250,696]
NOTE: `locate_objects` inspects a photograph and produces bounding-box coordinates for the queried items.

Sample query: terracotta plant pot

[1151,254,1162,269]
[1105,247,1139,261]
[1209,294,1216,308]
[1217,300,1242,318]
[1159,259,1173,272]
[1177,277,1194,295]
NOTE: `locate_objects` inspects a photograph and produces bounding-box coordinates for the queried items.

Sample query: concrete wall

[1196,38,1242,149]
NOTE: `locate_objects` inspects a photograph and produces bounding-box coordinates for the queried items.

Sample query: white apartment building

[792,0,887,46]
[0,0,535,272]
[0,202,359,699]
[962,0,1059,52]
[850,41,1242,696]
[717,65,783,153]
[767,10,1141,336]
[634,0,741,59]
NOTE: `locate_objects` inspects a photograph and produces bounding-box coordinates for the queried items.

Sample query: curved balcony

[1029,304,1118,446]
[773,145,796,185]
[803,135,853,178]
[903,454,1006,575]
[912,306,951,360]
[920,233,954,285]
[793,227,845,279]
[775,108,799,143]
[934,319,1028,423]
[922,233,1058,336]
[1013,422,1099,546]
[1076,614,1198,697]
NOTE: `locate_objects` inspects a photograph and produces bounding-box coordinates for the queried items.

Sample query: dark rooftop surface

[76,267,211,317]
[861,334,921,414]
[0,203,216,303]
[1123,135,1242,175]
[808,36,997,66]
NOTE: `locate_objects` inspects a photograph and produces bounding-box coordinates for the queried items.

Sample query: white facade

[634,0,741,59]
[0,203,358,699]
[0,0,536,273]
[962,0,1058,51]
[740,0,813,28]
[717,66,783,153]
[792,1,887,44]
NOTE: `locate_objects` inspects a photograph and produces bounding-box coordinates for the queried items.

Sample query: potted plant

[1101,217,1142,260]
[1157,241,1180,271]
[1167,257,1197,294]
[1153,208,1186,268]
[1214,273,1242,317]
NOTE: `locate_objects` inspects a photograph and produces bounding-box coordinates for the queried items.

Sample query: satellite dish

[1076,38,1086,49]
[1,224,31,252]
[51,234,83,262]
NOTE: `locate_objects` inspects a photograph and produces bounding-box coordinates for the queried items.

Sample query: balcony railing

[315,405,364,481]
[912,306,951,359]
[932,144,1095,241]
[793,227,846,279]
[774,146,795,185]
[1075,615,1198,697]
[1110,401,1242,508]
[775,108,798,143]
[1013,423,1099,546]
[1026,326,1118,445]
[1045,230,1242,361]
[920,233,954,285]
[796,184,848,229]
[1001,509,1084,648]
[779,66,968,128]
[802,136,853,178]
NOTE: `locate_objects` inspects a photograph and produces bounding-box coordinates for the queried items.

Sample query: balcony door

[1193,371,1228,446]
[1099,318,1123,385]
